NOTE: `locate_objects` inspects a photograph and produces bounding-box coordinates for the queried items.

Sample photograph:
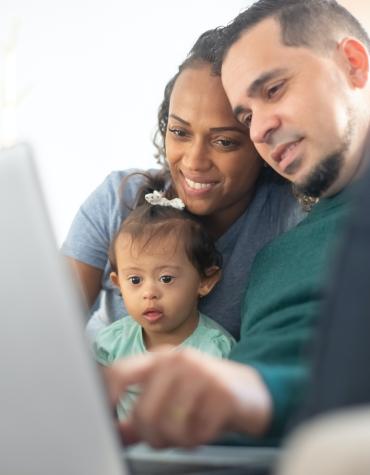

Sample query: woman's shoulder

[88,167,164,214]
[258,170,307,227]
[107,167,167,203]
[258,170,298,207]
[102,168,162,193]
[259,168,294,198]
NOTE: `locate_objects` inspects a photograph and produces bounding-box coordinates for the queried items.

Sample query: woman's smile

[181,172,219,196]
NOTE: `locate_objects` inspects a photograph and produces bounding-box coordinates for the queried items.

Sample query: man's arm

[103,349,273,448]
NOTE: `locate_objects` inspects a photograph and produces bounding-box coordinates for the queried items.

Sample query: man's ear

[110,271,120,288]
[339,37,369,87]
[198,266,221,298]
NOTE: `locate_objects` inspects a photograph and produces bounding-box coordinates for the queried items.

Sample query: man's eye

[129,276,141,285]
[160,275,174,284]
[240,114,252,128]
[267,82,283,99]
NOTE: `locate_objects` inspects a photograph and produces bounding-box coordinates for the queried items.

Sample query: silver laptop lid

[0,144,128,475]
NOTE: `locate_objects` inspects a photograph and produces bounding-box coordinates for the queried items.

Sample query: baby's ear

[110,271,120,288]
[198,266,221,298]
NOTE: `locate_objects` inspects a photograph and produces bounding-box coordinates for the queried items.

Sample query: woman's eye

[160,275,174,284]
[128,276,141,285]
[217,138,236,148]
[214,137,241,150]
[168,127,187,138]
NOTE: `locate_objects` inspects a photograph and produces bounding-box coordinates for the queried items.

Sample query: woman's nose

[183,139,211,171]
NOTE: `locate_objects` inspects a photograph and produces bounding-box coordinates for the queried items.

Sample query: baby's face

[111,233,204,349]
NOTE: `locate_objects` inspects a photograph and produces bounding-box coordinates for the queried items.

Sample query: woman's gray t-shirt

[61,169,305,340]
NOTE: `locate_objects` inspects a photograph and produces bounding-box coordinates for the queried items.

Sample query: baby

[93,175,235,419]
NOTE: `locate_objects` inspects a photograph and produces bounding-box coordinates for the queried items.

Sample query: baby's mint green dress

[93,313,235,420]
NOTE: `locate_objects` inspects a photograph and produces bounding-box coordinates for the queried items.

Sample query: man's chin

[293,179,328,199]
[292,154,343,199]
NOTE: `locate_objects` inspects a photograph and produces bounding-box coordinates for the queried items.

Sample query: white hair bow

[144,190,185,210]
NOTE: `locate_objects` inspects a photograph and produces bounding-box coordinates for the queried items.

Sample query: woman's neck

[202,188,255,239]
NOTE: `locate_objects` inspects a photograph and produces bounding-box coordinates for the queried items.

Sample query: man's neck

[323,124,370,198]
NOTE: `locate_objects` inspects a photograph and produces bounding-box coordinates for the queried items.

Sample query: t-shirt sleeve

[192,315,236,358]
[92,320,125,366]
[207,333,236,358]
[61,170,141,269]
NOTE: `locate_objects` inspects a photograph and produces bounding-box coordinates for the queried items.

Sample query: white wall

[339,1,370,32]
[0,0,250,243]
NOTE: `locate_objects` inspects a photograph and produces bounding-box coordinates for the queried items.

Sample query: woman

[62,29,304,340]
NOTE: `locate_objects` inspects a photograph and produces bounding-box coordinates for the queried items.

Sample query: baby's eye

[160,275,174,284]
[128,276,141,285]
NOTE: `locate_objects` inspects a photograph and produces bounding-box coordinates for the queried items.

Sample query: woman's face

[166,62,262,234]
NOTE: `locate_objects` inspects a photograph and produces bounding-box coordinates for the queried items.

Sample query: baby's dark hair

[109,171,222,278]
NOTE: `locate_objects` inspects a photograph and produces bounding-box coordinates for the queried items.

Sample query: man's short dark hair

[214,0,370,72]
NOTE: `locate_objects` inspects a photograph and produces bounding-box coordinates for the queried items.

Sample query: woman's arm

[66,257,103,309]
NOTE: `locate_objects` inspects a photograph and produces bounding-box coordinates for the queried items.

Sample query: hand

[102,348,272,448]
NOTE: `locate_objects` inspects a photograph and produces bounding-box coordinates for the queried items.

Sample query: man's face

[221,18,360,197]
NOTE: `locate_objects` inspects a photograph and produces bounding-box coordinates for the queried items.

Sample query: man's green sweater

[229,190,349,442]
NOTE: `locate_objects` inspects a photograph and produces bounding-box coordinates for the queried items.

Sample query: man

[275,135,370,474]
[104,0,370,448]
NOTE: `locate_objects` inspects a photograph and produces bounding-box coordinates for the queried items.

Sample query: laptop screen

[0,144,129,475]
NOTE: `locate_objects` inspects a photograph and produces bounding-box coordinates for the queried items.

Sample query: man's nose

[249,109,281,145]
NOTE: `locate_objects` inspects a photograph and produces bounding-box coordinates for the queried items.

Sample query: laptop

[0,143,278,475]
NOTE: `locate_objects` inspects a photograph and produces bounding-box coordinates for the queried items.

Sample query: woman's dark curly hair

[153,28,223,166]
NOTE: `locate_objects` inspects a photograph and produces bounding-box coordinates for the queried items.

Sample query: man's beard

[293,114,354,199]
[293,153,343,198]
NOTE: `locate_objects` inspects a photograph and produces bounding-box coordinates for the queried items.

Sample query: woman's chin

[184,201,213,216]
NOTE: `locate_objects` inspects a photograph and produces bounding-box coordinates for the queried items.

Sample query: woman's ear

[198,266,221,298]
[339,37,369,88]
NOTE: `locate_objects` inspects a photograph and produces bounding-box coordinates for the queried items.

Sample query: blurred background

[0,0,368,243]
[0,0,248,243]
